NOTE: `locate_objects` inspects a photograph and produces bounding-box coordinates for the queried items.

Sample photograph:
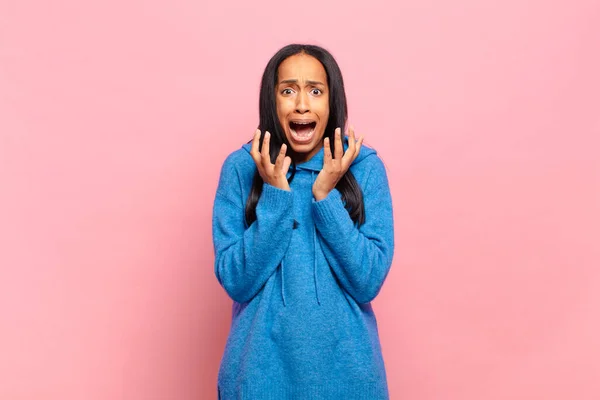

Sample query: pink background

[1,0,599,398]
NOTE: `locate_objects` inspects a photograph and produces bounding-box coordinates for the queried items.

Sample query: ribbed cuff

[258,183,293,210]
[312,189,349,226]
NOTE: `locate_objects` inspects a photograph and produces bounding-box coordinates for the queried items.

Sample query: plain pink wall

[1,0,599,398]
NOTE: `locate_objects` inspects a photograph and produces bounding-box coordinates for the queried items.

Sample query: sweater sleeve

[212,158,295,303]
[311,156,394,304]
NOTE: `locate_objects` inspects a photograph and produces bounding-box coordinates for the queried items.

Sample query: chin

[289,141,317,153]
[286,131,325,160]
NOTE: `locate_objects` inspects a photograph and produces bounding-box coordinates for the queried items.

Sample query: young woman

[212,44,394,399]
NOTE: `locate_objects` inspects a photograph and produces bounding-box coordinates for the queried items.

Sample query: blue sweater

[212,141,394,399]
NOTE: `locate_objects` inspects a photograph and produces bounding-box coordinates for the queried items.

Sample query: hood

[241,137,376,307]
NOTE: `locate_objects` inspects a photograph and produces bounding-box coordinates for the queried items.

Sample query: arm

[312,157,394,304]
[213,173,294,303]
[213,131,294,303]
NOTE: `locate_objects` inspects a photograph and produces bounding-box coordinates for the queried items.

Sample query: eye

[311,88,322,96]
[281,88,294,95]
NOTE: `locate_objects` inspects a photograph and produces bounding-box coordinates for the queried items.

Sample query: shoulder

[219,145,255,179]
[223,145,254,169]
[349,144,389,188]
[216,144,256,200]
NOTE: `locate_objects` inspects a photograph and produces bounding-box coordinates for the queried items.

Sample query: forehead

[277,54,327,83]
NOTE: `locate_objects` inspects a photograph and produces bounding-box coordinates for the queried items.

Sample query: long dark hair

[245,44,365,226]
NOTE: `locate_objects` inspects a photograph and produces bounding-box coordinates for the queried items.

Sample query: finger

[261,131,271,166]
[334,128,343,160]
[282,156,292,174]
[343,125,356,163]
[347,125,356,154]
[354,135,364,161]
[323,137,332,163]
[250,129,261,163]
[274,143,287,172]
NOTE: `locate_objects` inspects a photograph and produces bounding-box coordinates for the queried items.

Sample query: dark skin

[250,127,363,199]
[250,53,363,199]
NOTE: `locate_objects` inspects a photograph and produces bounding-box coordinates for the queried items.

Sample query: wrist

[312,188,330,201]
[271,179,291,191]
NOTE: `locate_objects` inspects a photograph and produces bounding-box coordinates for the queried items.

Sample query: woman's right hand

[250,129,292,191]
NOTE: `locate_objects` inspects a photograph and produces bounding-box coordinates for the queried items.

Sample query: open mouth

[289,121,317,143]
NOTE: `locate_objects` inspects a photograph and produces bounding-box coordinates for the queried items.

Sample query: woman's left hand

[312,126,364,201]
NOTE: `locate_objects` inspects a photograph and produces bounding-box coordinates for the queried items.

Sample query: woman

[212,43,394,399]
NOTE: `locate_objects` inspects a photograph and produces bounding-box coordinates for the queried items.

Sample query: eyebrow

[278,79,326,86]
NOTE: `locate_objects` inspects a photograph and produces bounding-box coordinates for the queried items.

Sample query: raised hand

[312,126,364,201]
[250,129,292,191]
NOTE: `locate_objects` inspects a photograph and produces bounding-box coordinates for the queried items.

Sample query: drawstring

[313,226,321,305]
[281,259,287,307]
[311,170,321,306]
[280,170,322,307]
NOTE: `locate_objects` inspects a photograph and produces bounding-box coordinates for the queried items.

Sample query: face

[276,53,330,162]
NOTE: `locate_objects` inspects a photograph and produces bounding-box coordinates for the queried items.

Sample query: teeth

[290,127,314,137]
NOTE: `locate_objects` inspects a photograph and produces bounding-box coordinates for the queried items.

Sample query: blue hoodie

[212,141,394,399]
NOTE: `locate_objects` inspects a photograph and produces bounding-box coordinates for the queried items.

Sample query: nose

[295,91,309,114]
